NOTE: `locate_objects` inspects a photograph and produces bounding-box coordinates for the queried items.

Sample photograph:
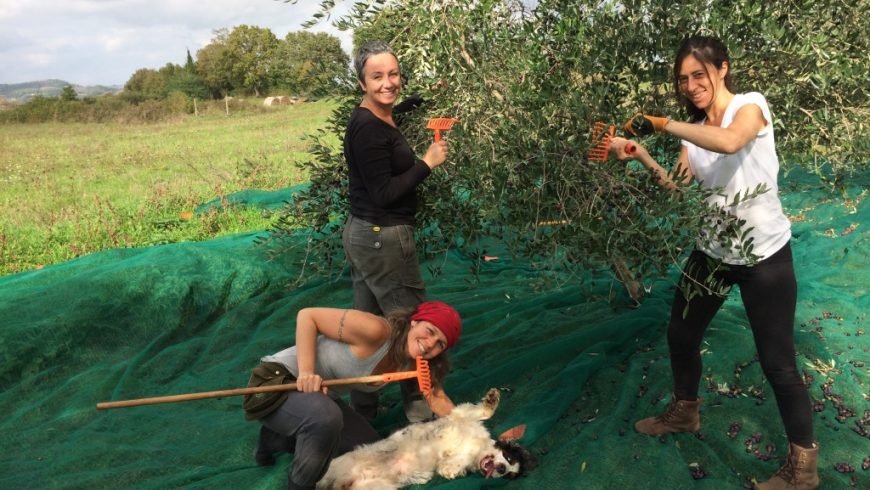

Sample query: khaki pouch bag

[243,362,295,421]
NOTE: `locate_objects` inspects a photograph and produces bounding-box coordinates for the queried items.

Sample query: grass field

[0,99,338,275]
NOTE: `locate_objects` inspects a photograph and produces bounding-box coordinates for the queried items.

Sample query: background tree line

[125,26,349,101]
[1,26,349,123]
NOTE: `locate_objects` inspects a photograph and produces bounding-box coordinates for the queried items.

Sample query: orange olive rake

[96,356,432,410]
[427,117,460,142]
[586,122,635,161]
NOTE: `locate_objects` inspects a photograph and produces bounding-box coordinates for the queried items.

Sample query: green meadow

[0,99,337,275]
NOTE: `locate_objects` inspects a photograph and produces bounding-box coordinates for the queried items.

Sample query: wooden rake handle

[96,371,419,410]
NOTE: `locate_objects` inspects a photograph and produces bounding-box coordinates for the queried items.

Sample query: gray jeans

[341,214,426,314]
[260,391,379,488]
[341,215,433,422]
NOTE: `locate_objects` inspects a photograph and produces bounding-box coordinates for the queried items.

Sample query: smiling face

[677,54,728,111]
[406,320,447,360]
[358,52,401,109]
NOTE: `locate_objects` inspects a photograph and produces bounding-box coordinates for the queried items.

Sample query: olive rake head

[426,117,460,142]
[587,122,615,161]
[587,121,636,161]
[415,356,432,397]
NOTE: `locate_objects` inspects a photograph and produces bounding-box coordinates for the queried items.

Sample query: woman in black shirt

[342,40,449,422]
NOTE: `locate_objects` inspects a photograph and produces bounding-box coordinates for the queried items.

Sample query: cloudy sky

[0,0,352,86]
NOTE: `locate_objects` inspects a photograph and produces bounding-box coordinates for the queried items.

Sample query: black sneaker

[254,446,276,466]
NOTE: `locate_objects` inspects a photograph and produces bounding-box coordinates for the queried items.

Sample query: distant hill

[0,80,121,102]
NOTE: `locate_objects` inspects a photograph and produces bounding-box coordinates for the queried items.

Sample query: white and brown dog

[317,388,537,489]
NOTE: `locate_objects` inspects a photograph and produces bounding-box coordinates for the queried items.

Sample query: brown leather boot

[635,396,702,435]
[755,441,819,490]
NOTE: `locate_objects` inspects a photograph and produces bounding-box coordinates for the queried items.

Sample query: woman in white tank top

[609,35,818,490]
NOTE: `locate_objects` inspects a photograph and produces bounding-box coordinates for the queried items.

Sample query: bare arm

[294,308,390,392]
[663,104,766,154]
[428,388,455,417]
[611,137,693,191]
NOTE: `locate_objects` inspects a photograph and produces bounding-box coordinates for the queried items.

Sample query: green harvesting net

[0,171,866,489]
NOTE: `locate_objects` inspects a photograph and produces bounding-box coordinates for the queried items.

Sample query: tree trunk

[612,258,644,306]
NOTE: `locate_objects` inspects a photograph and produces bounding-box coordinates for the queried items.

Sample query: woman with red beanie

[243,301,462,490]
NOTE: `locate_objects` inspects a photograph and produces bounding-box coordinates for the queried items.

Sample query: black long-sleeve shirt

[344,106,431,226]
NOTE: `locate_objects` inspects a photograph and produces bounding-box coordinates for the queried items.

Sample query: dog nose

[497,463,506,475]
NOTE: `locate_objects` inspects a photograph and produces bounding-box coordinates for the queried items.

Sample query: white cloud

[100,34,125,52]
[0,3,24,20]
[0,0,351,85]
[24,52,55,67]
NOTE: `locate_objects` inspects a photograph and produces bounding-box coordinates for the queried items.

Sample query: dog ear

[498,423,526,442]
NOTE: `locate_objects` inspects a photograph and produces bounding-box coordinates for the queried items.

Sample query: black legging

[668,241,814,446]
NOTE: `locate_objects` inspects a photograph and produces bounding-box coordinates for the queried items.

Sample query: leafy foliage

[195,29,235,98]
[274,32,351,95]
[271,0,868,295]
[194,26,350,98]
[123,68,168,101]
[59,85,78,102]
[0,93,275,124]
[225,25,280,97]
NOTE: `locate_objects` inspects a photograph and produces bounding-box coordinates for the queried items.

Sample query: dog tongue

[484,460,495,478]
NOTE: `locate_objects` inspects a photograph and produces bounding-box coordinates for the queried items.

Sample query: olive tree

[271,0,868,297]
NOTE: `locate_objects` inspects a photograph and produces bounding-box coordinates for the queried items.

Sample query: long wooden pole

[96,371,419,410]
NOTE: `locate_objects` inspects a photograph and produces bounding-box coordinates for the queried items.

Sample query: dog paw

[483,388,500,411]
[438,464,466,480]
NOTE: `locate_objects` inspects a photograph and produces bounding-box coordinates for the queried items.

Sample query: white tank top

[261,336,391,396]
[682,92,791,264]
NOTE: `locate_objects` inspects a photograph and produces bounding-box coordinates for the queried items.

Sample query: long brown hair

[673,36,736,122]
[385,308,451,392]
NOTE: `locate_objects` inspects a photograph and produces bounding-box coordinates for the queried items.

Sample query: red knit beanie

[410,301,462,349]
